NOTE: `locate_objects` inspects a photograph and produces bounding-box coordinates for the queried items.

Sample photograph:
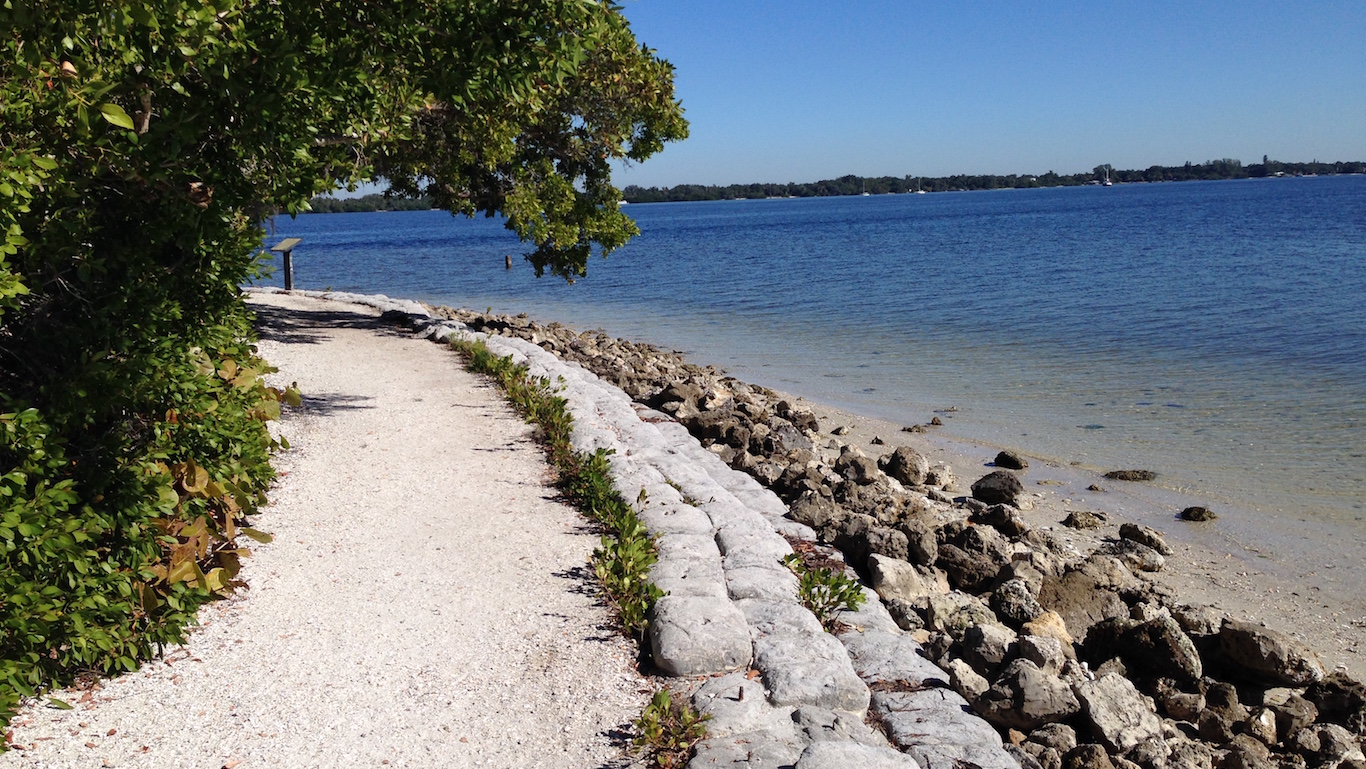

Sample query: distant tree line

[620,158,1366,203]
[307,193,435,213]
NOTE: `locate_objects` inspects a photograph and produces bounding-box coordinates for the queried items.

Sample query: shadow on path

[250,301,414,345]
[297,391,376,416]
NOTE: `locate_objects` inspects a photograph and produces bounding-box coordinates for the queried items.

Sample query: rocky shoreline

[432,304,1366,769]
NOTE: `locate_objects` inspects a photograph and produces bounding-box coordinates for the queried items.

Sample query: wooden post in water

[505,254,512,270]
[270,238,303,291]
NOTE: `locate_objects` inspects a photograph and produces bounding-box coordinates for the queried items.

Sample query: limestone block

[725,565,801,602]
[638,504,716,536]
[793,705,888,746]
[649,533,728,599]
[692,673,798,740]
[794,741,921,768]
[689,732,806,768]
[839,628,949,688]
[754,631,871,713]
[716,526,793,568]
[737,599,826,637]
[650,596,753,676]
[873,689,1018,769]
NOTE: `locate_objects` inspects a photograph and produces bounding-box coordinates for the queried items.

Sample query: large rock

[1020,634,1070,674]
[961,623,1020,679]
[691,673,798,739]
[925,592,997,639]
[1022,611,1076,651]
[1266,692,1318,739]
[792,705,887,747]
[898,518,938,566]
[1063,511,1105,530]
[1296,723,1366,766]
[690,732,805,768]
[975,504,1031,538]
[1073,673,1165,753]
[1218,619,1325,686]
[994,577,1046,626]
[1085,615,1202,682]
[972,470,1028,507]
[753,631,871,713]
[1104,470,1157,482]
[869,553,938,602]
[835,447,882,485]
[937,521,1012,593]
[1097,539,1165,573]
[789,491,846,533]
[649,596,753,675]
[1037,570,1129,643]
[1064,744,1115,769]
[1221,734,1274,769]
[1118,523,1173,556]
[946,658,991,702]
[767,419,814,454]
[880,446,931,487]
[1306,672,1366,734]
[1179,506,1217,522]
[995,450,1029,470]
[976,659,1082,731]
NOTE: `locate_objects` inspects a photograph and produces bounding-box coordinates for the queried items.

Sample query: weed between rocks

[451,338,663,636]
[633,688,709,769]
[781,550,867,632]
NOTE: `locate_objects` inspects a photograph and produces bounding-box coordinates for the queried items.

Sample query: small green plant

[782,553,867,631]
[663,477,704,506]
[634,688,710,768]
[452,338,663,637]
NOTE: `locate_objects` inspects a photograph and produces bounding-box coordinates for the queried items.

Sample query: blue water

[258,176,1366,526]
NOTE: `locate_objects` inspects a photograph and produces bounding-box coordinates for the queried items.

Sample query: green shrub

[634,688,709,768]
[1,1,682,738]
[781,553,867,631]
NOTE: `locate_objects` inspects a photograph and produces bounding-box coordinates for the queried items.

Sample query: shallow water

[259,176,1366,532]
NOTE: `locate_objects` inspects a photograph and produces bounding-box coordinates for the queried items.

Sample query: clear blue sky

[612,0,1366,187]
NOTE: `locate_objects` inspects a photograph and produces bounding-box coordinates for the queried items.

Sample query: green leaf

[31,156,57,171]
[99,103,135,130]
[241,527,273,544]
[47,697,73,710]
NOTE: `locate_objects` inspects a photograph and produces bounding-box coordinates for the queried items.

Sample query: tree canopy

[0,0,684,726]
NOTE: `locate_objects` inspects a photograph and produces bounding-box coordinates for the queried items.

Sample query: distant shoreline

[304,159,1364,212]
[621,158,1364,203]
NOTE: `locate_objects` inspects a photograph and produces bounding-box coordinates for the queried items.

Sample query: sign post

[270,238,303,291]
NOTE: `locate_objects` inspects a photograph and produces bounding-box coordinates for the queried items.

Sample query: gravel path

[1,293,648,768]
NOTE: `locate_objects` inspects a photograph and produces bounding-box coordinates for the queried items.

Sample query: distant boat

[914,177,927,194]
[1102,167,1113,187]
[861,180,870,197]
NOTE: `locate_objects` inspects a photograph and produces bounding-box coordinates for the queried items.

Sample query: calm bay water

[260,177,1366,527]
